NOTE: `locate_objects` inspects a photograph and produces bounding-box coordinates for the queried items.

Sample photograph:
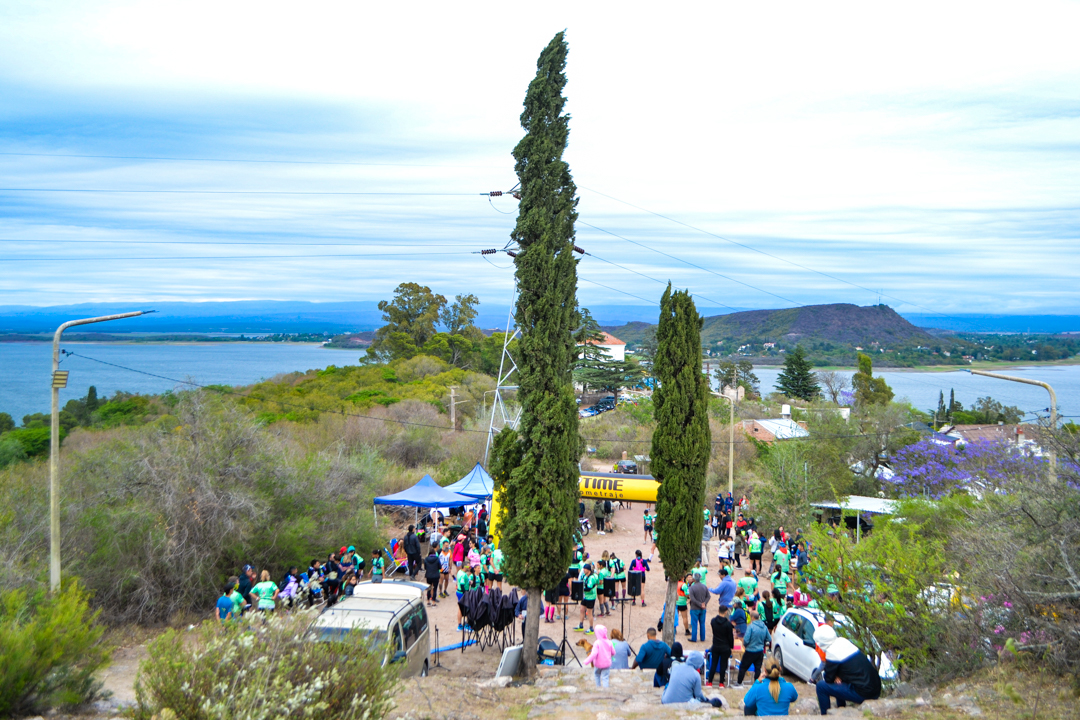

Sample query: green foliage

[852,352,895,406]
[365,282,448,363]
[3,426,56,457]
[574,355,646,401]
[0,436,28,468]
[803,503,981,677]
[0,581,110,716]
[132,613,396,720]
[652,284,711,589]
[498,32,581,619]
[713,360,760,398]
[776,345,821,401]
[0,412,14,433]
[755,441,835,529]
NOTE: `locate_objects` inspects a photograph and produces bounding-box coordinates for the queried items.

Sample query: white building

[581,331,626,362]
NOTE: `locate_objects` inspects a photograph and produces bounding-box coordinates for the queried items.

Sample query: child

[216,583,235,622]
[371,548,385,584]
[438,544,452,598]
[582,624,615,688]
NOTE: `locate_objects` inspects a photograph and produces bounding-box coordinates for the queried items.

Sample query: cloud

[1,1,1079,314]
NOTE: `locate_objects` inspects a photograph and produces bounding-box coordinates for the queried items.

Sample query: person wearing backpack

[748,532,764,573]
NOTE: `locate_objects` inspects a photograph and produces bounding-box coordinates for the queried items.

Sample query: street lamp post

[968,369,1058,481]
[50,310,153,592]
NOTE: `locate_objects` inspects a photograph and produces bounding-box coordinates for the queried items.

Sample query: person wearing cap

[813,624,882,715]
[662,651,723,706]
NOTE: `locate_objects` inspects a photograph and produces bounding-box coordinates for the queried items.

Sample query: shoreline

[797,358,1080,373]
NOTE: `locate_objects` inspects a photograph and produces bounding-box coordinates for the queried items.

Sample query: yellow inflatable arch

[489,472,658,536]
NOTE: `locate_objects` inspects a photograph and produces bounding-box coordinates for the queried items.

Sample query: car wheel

[421,659,429,677]
[773,645,784,672]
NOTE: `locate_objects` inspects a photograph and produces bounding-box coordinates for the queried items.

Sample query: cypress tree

[489,32,581,678]
[776,345,820,401]
[651,284,711,645]
[852,352,894,406]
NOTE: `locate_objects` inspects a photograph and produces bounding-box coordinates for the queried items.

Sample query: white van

[309,580,431,677]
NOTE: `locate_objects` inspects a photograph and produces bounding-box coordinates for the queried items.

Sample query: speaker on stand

[557,598,582,667]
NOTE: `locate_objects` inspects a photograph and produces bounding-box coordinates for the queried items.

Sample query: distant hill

[604,303,939,366]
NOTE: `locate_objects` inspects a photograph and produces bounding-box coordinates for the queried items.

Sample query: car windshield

[309,626,387,644]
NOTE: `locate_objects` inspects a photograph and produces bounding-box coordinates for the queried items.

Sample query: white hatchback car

[771,607,897,683]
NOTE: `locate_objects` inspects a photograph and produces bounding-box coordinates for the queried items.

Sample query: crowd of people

[212,494,882,716]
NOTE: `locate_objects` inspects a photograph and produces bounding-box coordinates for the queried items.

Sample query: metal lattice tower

[484,284,522,464]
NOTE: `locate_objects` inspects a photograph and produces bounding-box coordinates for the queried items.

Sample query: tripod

[556,599,582,667]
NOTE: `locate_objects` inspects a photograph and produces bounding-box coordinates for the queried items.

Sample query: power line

[0,150,503,170]
[3,250,473,262]
[577,219,802,307]
[0,187,484,197]
[60,350,926,447]
[0,237,481,248]
[578,276,658,306]
[580,185,976,324]
[581,248,738,312]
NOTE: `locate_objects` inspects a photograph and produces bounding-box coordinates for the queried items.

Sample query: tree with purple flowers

[887,437,1048,499]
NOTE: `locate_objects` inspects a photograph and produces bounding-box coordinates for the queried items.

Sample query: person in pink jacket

[583,624,615,687]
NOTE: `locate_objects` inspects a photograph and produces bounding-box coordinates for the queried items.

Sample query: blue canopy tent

[372,474,474,528]
[443,462,495,500]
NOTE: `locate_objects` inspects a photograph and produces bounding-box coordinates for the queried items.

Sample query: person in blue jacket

[742,656,798,715]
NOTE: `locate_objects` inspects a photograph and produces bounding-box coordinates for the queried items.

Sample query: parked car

[771,607,896,683]
[309,580,431,677]
[579,408,598,418]
[615,459,638,474]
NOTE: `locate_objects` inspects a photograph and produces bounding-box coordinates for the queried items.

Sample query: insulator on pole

[506,251,518,258]
[573,245,585,254]
[489,191,503,197]
[480,249,498,255]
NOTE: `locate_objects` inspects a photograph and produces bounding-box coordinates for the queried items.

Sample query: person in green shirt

[643,509,654,543]
[250,570,279,612]
[748,532,764,573]
[371,548,385,584]
[226,575,244,617]
[455,566,474,631]
[575,563,598,635]
[491,547,505,591]
[738,571,759,602]
[595,560,611,617]
[609,551,626,601]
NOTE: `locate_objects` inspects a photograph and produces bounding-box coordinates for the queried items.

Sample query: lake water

[749,365,1079,421]
[2,341,1078,425]
[1,342,359,422]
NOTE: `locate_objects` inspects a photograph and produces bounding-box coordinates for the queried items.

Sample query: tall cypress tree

[489,32,581,678]
[776,345,820,401]
[651,284,711,645]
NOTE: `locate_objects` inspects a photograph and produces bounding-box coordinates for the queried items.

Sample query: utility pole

[450,386,456,430]
[50,310,153,592]
[728,366,736,498]
[969,369,1058,481]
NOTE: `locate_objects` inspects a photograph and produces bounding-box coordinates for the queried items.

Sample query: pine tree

[935,390,946,427]
[489,32,581,679]
[776,345,820,401]
[651,284,711,646]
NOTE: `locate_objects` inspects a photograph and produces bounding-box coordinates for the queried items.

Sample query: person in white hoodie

[583,624,615,688]
[813,624,882,715]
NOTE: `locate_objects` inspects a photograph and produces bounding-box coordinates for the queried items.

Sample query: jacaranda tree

[489,32,581,678]
[651,284,711,645]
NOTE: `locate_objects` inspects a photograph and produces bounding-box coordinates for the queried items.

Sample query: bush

[0,581,111,716]
[0,436,28,468]
[133,612,397,720]
[3,426,55,457]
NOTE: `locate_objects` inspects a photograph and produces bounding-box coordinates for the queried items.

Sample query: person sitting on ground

[742,655,798,716]
[631,626,670,681]
[655,641,686,688]
[609,628,633,670]
[813,624,882,715]
[662,651,724,707]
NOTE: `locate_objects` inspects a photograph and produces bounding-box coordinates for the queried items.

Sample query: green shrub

[4,426,56,457]
[0,581,111,716]
[0,436,28,468]
[133,613,397,720]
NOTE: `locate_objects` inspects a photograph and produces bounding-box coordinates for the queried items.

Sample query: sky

[2,1,1079,317]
